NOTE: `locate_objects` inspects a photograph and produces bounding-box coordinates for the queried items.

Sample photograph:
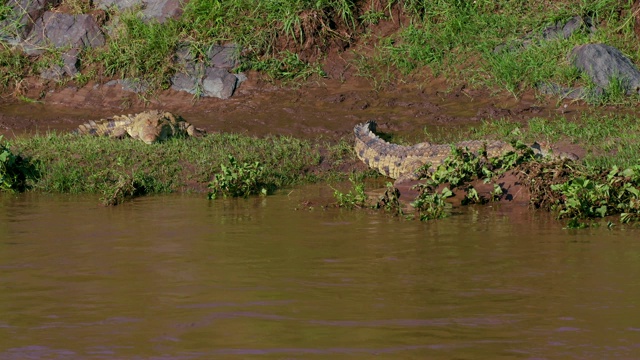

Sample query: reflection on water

[1,187,640,359]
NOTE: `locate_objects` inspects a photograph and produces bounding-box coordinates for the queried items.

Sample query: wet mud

[0,73,586,142]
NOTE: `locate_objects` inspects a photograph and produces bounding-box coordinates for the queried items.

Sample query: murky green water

[1,187,640,359]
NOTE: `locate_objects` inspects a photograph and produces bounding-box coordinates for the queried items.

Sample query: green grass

[0,0,638,100]
[0,45,30,89]
[350,0,638,101]
[96,13,181,88]
[425,112,640,170]
[6,132,357,204]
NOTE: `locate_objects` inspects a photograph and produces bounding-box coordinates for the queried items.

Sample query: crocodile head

[127,114,175,144]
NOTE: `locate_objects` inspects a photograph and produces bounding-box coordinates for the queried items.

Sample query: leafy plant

[100,172,150,206]
[550,165,640,226]
[374,182,404,216]
[208,154,268,199]
[490,183,504,202]
[551,177,610,219]
[0,136,37,192]
[332,174,368,209]
[411,186,453,221]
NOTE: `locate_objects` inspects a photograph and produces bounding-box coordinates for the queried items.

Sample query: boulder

[207,44,241,69]
[95,0,141,10]
[23,12,105,55]
[40,48,80,80]
[0,0,60,41]
[571,44,640,94]
[141,0,183,23]
[170,44,242,99]
[201,68,238,99]
[95,0,183,23]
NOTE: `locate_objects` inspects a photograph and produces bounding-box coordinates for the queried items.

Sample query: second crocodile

[354,121,577,182]
[76,110,204,144]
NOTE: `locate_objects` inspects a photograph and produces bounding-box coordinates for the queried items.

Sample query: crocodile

[354,121,577,182]
[76,110,204,144]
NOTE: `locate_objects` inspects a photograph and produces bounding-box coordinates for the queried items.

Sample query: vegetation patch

[521,162,640,228]
[0,0,637,104]
[4,132,360,205]
[207,155,269,199]
[0,136,38,192]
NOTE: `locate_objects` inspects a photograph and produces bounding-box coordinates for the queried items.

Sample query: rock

[571,44,640,94]
[40,48,80,80]
[170,44,242,99]
[207,44,241,69]
[0,0,59,41]
[201,68,238,99]
[170,68,239,99]
[170,72,199,94]
[493,15,594,54]
[542,16,594,40]
[23,12,105,55]
[103,79,150,93]
[536,82,603,100]
[94,0,141,11]
[141,0,183,23]
[95,0,183,23]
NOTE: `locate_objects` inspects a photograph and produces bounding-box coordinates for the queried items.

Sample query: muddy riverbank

[0,73,589,143]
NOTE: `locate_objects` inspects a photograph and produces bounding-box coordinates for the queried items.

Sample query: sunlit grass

[8,132,357,198]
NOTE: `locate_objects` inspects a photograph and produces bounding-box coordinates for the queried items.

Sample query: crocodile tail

[354,121,410,179]
[76,115,133,138]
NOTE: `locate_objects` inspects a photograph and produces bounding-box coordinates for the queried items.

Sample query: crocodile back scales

[354,121,519,180]
[76,115,134,137]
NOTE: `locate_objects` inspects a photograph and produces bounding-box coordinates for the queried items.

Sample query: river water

[1,187,640,359]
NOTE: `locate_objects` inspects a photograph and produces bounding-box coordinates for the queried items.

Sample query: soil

[0,71,586,141]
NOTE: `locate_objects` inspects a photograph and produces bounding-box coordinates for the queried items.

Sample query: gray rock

[494,15,594,54]
[170,67,238,99]
[39,48,80,80]
[235,72,248,84]
[201,68,238,99]
[170,72,199,94]
[171,44,241,98]
[141,0,183,23]
[102,78,149,93]
[536,82,603,100]
[571,44,640,94]
[207,44,241,69]
[23,12,105,55]
[542,16,594,40]
[0,0,59,41]
[95,0,141,10]
[120,78,149,93]
[95,0,182,23]
[171,46,204,94]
